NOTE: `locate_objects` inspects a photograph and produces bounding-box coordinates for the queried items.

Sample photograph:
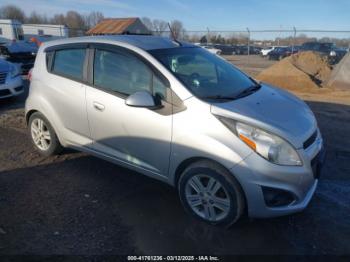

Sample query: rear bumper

[230,137,325,218]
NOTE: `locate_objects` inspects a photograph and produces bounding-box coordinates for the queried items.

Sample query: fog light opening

[262,186,296,207]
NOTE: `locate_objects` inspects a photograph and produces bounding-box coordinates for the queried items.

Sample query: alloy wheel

[185,174,231,222]
[31,118,51,151]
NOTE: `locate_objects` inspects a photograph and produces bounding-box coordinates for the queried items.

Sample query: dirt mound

[327,52,350,90]
[257,51,332,91]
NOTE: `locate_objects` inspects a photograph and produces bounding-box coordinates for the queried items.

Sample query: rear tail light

[28,69,33,81]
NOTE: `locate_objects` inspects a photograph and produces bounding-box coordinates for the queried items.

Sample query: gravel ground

[0,57,350,256]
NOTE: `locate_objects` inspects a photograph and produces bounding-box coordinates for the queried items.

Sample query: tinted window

[52,49,86,80]
[94,49,167,98]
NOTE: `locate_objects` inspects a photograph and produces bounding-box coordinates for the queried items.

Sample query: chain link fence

[1,21,349,50]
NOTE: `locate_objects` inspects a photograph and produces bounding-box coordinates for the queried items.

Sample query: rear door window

[52,48,86,80]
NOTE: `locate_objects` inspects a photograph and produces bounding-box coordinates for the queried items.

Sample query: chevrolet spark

[25,35,325,226]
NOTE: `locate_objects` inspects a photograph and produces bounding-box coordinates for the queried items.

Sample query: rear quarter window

[52,49,86,80]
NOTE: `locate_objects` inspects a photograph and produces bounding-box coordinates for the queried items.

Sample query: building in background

[22,24,69,38]
[0,19,24,42]
[86,18,151,35]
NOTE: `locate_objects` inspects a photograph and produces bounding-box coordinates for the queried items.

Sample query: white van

[22,24,69,38]
[0,19,24,42]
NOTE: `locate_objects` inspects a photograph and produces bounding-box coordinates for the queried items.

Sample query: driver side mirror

[125,91,161,109]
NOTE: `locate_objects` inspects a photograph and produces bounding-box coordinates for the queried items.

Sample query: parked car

[26,35,325,226]
[234,45,249,55]
[214,44,237,55]
[0,41,37,74]
[261,46,276,56]
[0,58,23,99]
[250,46,262,55]
[300,42,347,64]
[201,45,222,55]
[268,47,298,60]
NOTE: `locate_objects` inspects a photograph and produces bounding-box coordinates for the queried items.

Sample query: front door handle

[93,102,105,111]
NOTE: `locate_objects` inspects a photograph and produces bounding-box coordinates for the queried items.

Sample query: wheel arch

[173,157,245,196]
[26,109,38,125]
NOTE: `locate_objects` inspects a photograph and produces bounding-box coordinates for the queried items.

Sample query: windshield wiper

[234,83,261,99]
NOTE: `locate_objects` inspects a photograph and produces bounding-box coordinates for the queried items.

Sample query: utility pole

[277,25,282,46]
[292,26,297,53]
[246,27,250,56]
[207,27,210,45]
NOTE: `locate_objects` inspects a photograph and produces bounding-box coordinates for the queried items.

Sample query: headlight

[218,117,302,166]
[9,64,21,78]
[329,50,336,57]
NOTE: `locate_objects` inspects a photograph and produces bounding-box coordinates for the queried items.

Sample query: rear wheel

[29,112,63,156]
[178,160,245,227]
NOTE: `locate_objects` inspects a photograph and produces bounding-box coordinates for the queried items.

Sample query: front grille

[0,89,11,97]
[0,72,7,84]
[303,130,317,149]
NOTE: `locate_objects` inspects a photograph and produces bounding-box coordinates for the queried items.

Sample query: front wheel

[178,161,245,227]
[29,112,63,156]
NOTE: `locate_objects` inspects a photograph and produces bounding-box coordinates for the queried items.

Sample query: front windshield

[149,47,256,99]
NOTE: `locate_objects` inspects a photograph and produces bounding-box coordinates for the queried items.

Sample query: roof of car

[42,35,196,51]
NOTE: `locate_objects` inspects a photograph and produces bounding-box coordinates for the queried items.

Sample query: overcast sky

[2,0,350,38]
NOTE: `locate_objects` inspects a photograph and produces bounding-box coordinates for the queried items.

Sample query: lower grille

[0,89,11,97]
[0,72,7,84]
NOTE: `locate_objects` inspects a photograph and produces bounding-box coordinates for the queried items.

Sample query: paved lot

[0,57,350,255]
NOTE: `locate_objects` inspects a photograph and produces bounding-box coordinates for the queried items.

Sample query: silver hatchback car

[25,35,325,226]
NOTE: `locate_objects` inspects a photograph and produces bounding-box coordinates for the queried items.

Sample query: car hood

[0,58,11,72]
[2,41,38,54]
[210,84,317,148]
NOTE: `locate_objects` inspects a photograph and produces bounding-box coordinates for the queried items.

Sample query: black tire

[178,160,245,227]
[28,112,63,156]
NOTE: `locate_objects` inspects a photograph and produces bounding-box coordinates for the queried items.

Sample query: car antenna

[168,22,182,46]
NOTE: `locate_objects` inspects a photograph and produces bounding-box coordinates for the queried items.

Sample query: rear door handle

[93,102,105,111]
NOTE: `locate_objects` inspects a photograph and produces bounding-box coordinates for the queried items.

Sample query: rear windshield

[149,47,255,99]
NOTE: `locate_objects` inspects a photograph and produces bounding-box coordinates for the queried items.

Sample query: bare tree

[51,14,66,25]
[0,5,25,22]
[188,34,200,43]
[170,20,183,39]
[65,10,86,36]
[26,11,48,24]
[141,17,153,31]
[65,11,85,28]
[85,11,104,29]
[153,19,167,35]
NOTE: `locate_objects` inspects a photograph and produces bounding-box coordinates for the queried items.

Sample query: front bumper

[231,133,325,218]
[0,75,24,99]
